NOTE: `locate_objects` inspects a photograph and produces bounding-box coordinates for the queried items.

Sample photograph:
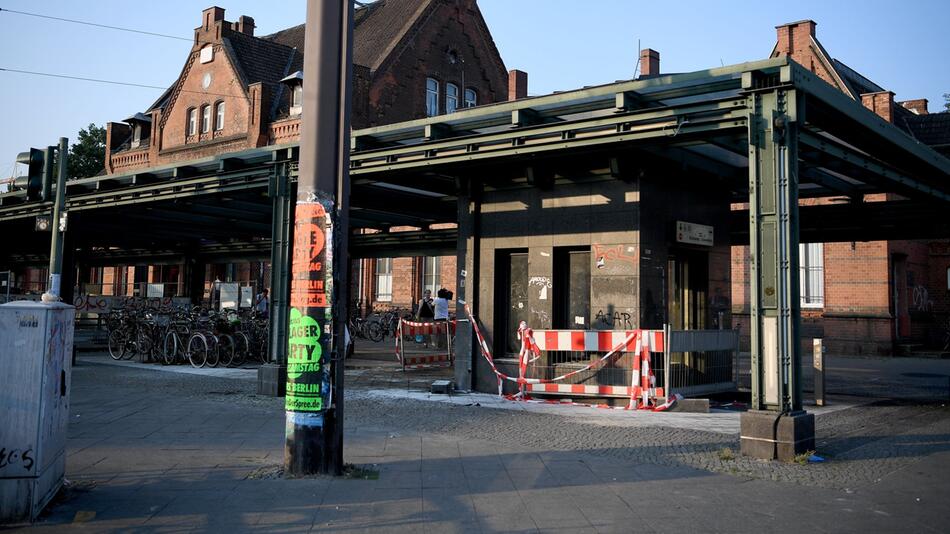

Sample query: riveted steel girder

[747,86,802,413]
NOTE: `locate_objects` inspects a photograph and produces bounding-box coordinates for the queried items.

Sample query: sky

[1,0,948,181]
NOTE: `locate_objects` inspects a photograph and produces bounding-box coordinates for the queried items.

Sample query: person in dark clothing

[416,289,434,347]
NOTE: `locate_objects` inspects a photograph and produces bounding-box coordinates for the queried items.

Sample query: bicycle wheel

[215,334,234,368]
[136,329,154,362]
[121,326,137,360]
[231,332,250,367]
[367,321,384,342]
[187,333,209,368]
[162,331,178,365]
[108,329,127,360]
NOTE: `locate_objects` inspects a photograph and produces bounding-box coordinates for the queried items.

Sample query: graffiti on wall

[593,244,638,270]
[594,309,633,329]
[528,276,552,300]
[911,285,933,313]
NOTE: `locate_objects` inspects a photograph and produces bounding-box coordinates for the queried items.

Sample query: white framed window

[131,125,142,148]
[422,256,441,295]
[464,88,477,108]
[201,105,211,133]
[946,267,950,290]
[375,258,393,302]
[291,85,303,110]
[187,108,197,136]
[800,243,824,308]
[425,77,439,117]
[446,83,459,114]
[214,101,225,131]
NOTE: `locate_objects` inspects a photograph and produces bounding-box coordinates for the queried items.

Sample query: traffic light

[14,146,55,201]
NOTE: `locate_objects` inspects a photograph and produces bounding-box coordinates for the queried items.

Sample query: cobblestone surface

[75,356,950,491]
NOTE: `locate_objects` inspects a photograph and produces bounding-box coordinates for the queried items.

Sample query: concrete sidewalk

[8,357,950,533]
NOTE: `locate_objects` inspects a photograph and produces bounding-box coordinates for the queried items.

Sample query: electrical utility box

[0,301,74,524]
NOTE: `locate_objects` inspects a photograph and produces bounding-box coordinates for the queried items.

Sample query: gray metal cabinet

[0,301,74,523]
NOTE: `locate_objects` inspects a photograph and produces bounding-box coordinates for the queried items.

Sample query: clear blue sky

[1,0,948,180]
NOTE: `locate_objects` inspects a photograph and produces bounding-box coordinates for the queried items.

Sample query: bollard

[813,338,825,407]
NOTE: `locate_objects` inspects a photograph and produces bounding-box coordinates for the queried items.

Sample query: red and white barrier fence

[395,318,456,370]
[462,301,677,411]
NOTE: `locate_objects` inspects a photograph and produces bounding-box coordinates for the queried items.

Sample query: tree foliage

[67,123,106,179]
[944,93,949,112]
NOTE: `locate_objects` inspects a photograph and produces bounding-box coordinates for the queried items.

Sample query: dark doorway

[553,247,590,329]
[494,249,529,357]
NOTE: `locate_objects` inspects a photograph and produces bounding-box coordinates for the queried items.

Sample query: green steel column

[746,82,802,413]
[268,163,292,364]
[742,71,814,461]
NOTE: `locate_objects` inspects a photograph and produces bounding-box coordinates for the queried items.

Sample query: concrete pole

[43,137,68,301]
[284,0,352,477]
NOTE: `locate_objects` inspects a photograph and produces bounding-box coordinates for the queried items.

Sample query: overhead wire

[0,7,196,43]
[0,68,251,101]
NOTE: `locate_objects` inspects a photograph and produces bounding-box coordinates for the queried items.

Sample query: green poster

[285,307,324,412]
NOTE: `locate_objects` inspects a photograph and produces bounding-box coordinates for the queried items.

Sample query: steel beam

[799,129,950,202]
[351,97,750,175]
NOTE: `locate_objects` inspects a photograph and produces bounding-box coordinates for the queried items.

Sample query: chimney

[861,91,896,123]
[201,6,225,31]
[639,48,660,78]
[236,15,255,36]
[775,19,817,57]
[899,98,929,115]
[508,69,528,101]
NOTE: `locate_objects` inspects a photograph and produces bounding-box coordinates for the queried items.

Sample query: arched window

[214,101,225,131]
[464,88,477,108]
[425,77,439,117]
[200,105,211,133]
[446,83,459,114]
[187,108,197,136]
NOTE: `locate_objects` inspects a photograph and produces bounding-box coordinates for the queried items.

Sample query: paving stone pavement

[5,355,950,533]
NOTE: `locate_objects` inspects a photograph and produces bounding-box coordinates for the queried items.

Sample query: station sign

[675,221,714,247]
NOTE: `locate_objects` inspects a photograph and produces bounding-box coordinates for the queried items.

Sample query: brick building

[731,20,950,355]
[85,0,515,311]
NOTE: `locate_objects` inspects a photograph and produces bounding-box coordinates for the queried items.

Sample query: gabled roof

[904,113,950,148]
[225,30,297,92]
[261,0,432,71]
[830,58,884,99]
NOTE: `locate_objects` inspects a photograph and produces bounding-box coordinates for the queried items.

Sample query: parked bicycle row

[105,306,270,368]
[348,308,410,342]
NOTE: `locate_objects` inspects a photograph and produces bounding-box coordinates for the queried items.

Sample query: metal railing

[663,327,739,397]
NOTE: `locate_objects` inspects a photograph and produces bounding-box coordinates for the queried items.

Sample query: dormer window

[125,112,151,149]
[187,108,197,136]
[280,71,305,117]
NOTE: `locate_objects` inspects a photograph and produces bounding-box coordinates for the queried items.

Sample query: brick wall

[363,0,508,126]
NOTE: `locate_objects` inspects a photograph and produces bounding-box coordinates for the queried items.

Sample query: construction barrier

[395,318,456,370]
[462,301,677,411]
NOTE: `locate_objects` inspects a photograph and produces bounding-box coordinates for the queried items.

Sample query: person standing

[416,289,434,347]
[433,288,450,349]
[255,288,270,318]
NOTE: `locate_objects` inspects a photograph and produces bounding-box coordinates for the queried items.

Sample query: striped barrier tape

[395,318,455,370]
[463,301,676,410]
